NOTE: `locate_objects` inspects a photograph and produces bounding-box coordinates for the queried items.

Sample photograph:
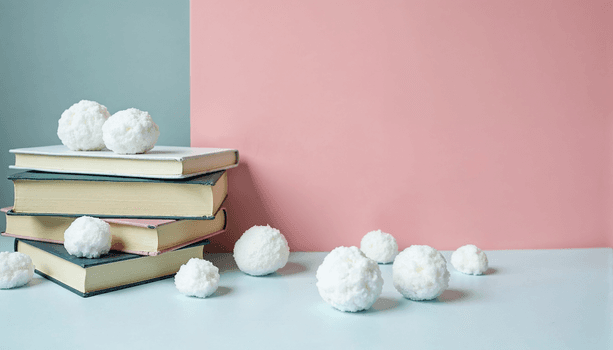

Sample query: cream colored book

[10,145,239,179]
[9,170,227,219]
[2,207,226,256]
[15,238,209,297]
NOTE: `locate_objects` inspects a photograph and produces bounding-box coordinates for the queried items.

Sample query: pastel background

[0,1,611,252]
[0,0,191,234]
[191,0,613,252]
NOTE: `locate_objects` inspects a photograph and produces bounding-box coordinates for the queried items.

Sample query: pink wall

[191,0,612,252]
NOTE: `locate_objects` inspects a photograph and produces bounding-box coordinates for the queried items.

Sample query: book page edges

[17,240,87,293]
[17,239,206,297]
[84,244,204,293]
[11,180,224,218]
[12,149,238,179]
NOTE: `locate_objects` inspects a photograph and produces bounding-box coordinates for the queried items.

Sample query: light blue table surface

[1,235,611,350]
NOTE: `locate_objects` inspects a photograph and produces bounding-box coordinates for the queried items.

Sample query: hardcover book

[14,238,209,297]
[9,145,239,179]
[9,170,227,219]
[2,207,226,256]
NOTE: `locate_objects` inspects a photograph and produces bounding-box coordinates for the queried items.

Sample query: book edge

[5,209,217,221]
[33,269,175,298]
[9,163,238,179]
[8,169,226,184]
[3,232,216,256]
[14,238,210,267]
[10,145,238,161]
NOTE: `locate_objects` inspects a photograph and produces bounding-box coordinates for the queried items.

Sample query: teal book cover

[15,238,210,297]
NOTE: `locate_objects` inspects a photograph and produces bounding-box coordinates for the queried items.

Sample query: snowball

[0,252,35,289]
[102,108,160,154]
[393,245,449,300]
[64,216,112,258]
[360,229,398,264]
[175,258,220,298]
[233,225,289,276]
[57,100,110,151]
[316,246,384,312]
[451,244,489,275]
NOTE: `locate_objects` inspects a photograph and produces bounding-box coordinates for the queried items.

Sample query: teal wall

[0,0,190,233]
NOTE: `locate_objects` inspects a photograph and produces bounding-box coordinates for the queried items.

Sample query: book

[2,207,226,256]
[9,170,227,219]
[14,238,209,297]
[9,145,239,179]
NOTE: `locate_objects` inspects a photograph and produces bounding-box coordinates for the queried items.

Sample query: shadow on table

[206,254,239,274]
[209,286,232,298]
[3,277,46,291]
[435,289,469,302]
[367,297,401,313]
[272,262,307,276]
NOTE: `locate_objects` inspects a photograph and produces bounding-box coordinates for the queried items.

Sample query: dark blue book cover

[15,238,209,297]
[8,169,225,184]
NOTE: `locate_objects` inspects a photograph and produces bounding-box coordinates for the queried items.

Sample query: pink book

[1,207,226,256]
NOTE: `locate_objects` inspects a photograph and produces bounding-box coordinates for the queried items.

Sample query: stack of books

[2,145,239,297]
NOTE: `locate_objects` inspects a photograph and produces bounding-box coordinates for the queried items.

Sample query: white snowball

[64,216,111,258]
[451,244,489,275]
[102,108,160,154]
[233,225,290,276]
[316,246,384,312]
[57,100,110,151]
[393,245,449,300]
[360,229,398,263]
[175,258,220,298]
[0,252,35,289]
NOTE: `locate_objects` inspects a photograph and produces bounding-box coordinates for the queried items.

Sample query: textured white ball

[233,225,289,276]
[316,246,384,312]
[0,252,35,289]
[102,108,160,154]
[175,258,220,298]
[451,244,489,275]
[393,245,449,300]
[57,100,110,151]
[360,229,398,263]
[64,216,112,258]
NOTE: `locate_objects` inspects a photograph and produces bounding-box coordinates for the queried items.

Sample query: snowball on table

[102,108,160,154]
[233,225,289,276]
[0,252,34,289]
[64,216,112,258]
[57,100,110,151]
[175,258,220,298]
[451,244,489,275]
[316,246,384,312]
[360,229,398,264]
[393,245,449,300]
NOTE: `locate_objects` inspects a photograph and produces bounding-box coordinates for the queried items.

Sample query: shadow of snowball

[180,286,232,299]
[208,286,232,298]
[275,262,307,276]
[26,278,46,288]
[484,267,498,275]
[367,297,401,312]
[1,277,45,291]
[436,289,469,302]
